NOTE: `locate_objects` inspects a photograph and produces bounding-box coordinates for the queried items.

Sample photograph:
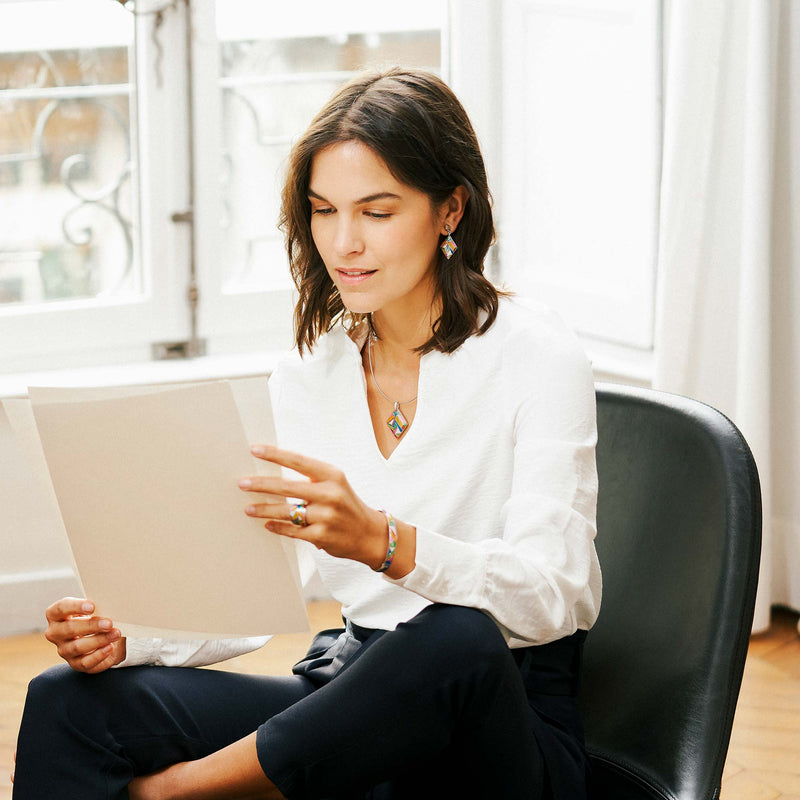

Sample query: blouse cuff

[113,637,163,668]
[113,635,271,668]
[385,525,487,608]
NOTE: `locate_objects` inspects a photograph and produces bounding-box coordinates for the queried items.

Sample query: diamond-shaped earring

[440,224,457,260]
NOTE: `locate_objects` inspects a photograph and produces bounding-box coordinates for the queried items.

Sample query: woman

[13,68,601,799]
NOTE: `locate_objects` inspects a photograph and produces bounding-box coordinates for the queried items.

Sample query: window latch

[152,339,206,360]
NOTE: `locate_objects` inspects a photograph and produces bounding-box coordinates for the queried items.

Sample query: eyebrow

[307,189,402,205]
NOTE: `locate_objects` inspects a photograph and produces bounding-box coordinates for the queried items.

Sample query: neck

[370,300,440,359]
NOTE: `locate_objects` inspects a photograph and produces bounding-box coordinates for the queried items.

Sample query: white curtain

[654,0,799,632]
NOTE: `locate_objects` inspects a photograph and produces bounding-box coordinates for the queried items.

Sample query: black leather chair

[580,383,762,800]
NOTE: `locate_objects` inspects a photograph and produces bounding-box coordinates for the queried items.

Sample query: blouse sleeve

[114,635,271,668]
[388,319,600,645]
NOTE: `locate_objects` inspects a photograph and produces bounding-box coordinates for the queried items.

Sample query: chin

[338,295,377,316]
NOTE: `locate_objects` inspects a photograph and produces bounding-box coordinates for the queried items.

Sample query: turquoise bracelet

[375,510,398,573]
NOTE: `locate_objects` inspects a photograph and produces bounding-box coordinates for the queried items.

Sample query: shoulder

[271,326,358,388]
[473,297,596,420]
[475,296,591,373]
[269,327,362,443]
[483,299,597,434]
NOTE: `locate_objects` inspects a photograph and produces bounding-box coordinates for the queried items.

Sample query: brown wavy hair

[279,67,503,355]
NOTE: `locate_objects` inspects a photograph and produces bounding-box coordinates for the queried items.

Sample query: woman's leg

[12,663,314,800]
[258,605,546,800]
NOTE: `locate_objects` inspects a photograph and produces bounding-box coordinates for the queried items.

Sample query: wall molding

[1,568,81,637]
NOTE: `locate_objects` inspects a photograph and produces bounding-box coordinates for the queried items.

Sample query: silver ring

[289,501,308,527]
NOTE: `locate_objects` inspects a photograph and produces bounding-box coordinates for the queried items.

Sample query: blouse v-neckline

[347,329,429,465]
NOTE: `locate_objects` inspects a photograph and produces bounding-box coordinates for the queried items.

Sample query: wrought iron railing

[0,76,135,304]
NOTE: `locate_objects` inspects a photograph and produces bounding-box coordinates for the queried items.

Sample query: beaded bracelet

[375,509,398,573]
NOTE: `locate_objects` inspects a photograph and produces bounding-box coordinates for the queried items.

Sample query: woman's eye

[365,211,391,220]
[312,207,334,216]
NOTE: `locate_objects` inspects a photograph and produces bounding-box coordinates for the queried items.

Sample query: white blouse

[120,297,601,666]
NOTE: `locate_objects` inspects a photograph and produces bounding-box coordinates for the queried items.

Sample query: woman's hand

[239,445,414,576]
[44,597,126,673]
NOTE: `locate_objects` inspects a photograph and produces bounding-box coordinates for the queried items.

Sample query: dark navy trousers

[13,605,588,799]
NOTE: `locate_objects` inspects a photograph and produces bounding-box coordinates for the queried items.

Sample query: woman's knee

[19,664,112,751]
[24,662,160,732]
[400,604,512,678]
[25,663,84,714]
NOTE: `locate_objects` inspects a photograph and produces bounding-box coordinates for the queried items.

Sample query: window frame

[0,2,196,374]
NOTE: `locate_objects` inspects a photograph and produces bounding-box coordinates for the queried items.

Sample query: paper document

[27,379,309,640]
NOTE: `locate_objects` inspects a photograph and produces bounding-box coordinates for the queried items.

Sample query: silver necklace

[367,333,417,440]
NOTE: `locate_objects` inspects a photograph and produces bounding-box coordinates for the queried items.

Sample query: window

[0,0,158,373]
[0,0,660,384]
[500,0,661,367]
[0,0,448,374]
[195,1,448,355]
[0,2,138,308]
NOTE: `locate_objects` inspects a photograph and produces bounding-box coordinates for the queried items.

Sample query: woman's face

[308,140,447,320]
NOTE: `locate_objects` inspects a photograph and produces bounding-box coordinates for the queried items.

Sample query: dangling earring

[440,224,457,260]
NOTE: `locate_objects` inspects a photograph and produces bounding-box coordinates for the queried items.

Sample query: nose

[332,216,364,258]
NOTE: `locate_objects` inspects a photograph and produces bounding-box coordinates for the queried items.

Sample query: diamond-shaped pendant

[386,403,409,439]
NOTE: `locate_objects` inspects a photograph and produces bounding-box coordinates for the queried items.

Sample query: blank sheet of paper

[28,380,308,640]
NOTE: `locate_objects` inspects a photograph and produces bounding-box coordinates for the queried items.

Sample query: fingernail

[238,478,252,489]
[81,602,94,613]
[98,619,112,630]
[109,629,121,641]
[245,505,256,515]
[250,445,265,456]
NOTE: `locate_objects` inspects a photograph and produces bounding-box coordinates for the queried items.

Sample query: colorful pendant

[386,402,409,439]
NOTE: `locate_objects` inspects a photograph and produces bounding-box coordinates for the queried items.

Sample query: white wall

[1,402,80,636]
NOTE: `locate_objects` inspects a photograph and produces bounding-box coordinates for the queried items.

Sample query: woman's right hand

[44,597,126,673]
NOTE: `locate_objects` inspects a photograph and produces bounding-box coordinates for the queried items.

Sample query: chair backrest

[580,384,761,800]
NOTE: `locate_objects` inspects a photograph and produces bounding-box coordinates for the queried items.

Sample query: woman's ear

[441,185,469,234]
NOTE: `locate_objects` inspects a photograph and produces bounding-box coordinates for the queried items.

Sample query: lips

[336,269,377,285]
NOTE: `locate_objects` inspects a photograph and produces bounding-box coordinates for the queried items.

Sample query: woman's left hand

[239,445,389,570]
